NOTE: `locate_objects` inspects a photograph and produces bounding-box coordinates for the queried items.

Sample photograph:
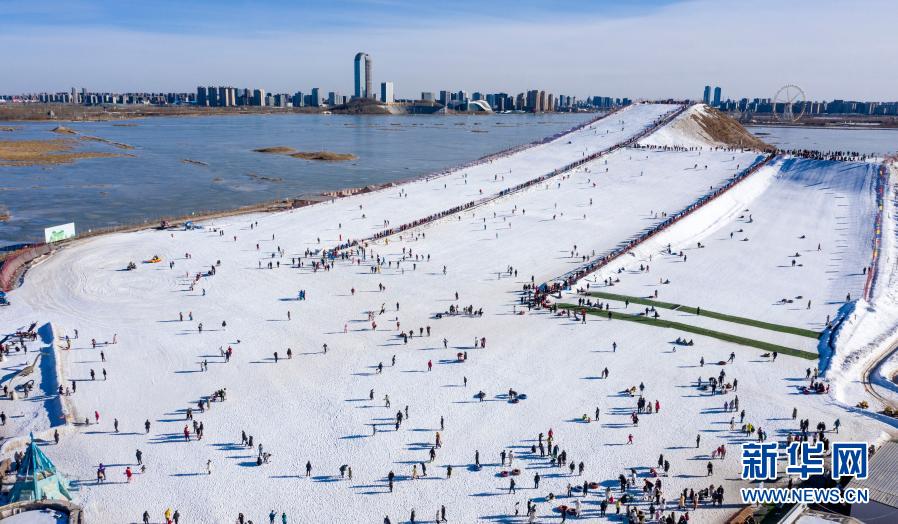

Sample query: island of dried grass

[0,139,132,166]
[253,146,297,154]
[290,151,357,161]
[253,146,356,161]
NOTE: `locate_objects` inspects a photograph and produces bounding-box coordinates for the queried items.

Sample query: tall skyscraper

[702,85,711,105]
[252,89,265,107]
[354,52,372,98]
[380,82,394,104]
[713,86,722,107]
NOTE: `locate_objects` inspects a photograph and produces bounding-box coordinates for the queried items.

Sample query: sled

[144,256,162,264]
[555,506,577,515]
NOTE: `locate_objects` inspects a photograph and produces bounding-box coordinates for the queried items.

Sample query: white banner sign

[44,222,76,243]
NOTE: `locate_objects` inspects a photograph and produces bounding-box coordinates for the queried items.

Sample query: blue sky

[2,0,896,100]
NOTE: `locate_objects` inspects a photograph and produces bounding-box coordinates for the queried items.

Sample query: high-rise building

[526,90,537,112]
[421,92,434,102]
[196,86,207,107]
[380,82,394,104]
[439,90,451,106]
[252,89,265,107]
[712,86,722,107]
[310,88,320,107]
[702,85,711,105]
[354,52,372,98]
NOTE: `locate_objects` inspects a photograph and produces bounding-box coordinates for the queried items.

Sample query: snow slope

[638,104,767,151]
[1,105,894,523]
[597,158,879,333]
[639,105,723,149]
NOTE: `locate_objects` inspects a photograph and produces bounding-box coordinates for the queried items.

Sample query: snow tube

[500,470,510,477]
[517,394,527,400]
[511,468,521,476]
[556,505,569,513]
[589,482,600,490]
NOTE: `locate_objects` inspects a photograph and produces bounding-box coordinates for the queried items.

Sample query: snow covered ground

[590,157,878,331]
[1,104,895,523]
[0,510,67,524]
[638,105,723,149]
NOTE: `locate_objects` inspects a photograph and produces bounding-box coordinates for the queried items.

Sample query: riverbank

[0,103,600,122]
[0,104,323,122]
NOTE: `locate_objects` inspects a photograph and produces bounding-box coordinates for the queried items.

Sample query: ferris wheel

[772,84,806,123]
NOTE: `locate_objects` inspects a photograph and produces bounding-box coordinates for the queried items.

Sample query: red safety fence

[863,163,890,301]
[0,243,50,292]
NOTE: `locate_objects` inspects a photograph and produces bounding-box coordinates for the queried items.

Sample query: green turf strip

[584,291,820,339]
[557,303,817,360]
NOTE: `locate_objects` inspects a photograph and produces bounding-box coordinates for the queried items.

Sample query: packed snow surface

[1,104,894,523]
[0,510,67,524]
[601,158,878,332]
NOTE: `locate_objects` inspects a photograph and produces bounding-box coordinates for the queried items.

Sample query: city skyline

[2,0,897,100]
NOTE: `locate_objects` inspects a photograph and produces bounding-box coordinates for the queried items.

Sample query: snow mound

[640,104,770,151]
